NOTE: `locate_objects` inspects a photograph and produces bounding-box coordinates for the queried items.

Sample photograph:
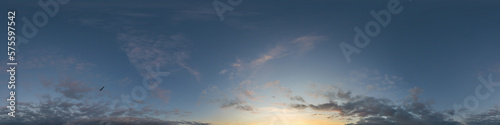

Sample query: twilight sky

[1,0,500,125]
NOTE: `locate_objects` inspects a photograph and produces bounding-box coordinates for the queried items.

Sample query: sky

[0,0,500,125]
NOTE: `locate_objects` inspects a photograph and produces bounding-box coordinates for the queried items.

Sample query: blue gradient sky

[1,0,500,125]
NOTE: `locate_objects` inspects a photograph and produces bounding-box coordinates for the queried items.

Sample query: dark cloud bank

[291,87,500,125]
[0,95,209,125]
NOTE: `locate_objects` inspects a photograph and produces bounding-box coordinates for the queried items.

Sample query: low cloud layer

[464,105,500,125]
[288,87,500,125]
[0,95,207,125]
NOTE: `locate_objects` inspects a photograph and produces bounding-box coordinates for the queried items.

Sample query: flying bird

[100,86,104,91]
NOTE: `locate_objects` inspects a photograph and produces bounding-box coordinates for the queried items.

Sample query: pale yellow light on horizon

[210,119,345,125]
[208,107,347,125]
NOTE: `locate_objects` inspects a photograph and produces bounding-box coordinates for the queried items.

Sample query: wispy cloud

[41,78,93,100]
[251,45,287,65]
[349,68,404,91]
[151,88,171,104]
[199,85,254,111]
[220,35,326,79]
[292,35,327,52]
[71,9,201,82]
[117,32,200,82]
[19,48,94,71]
[264,80,292,97]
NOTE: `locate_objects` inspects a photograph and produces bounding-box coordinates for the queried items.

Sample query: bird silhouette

[100,86,104,91]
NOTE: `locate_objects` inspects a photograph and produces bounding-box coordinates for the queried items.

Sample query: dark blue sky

[1,0,500,124]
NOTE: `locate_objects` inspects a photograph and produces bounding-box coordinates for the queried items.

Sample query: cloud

[265,80,292,97]
[72,11,201,82]
[408,87,423,101]
[235,105,254,111]
[220,98,245,108]
[64,117,210,125]
[219,69,228,74]
[349,69,404,91]
[251,45,287,65]
[291,87,462,125]
[219,98,254,111]
[117,32,199,80]
[0,95,205,125]
[290,96,306,103]
[177,58,201,82]
[464,105,500,125]
[220,34,326,79]
[151,88,171,104]
[19,48,94,71]
[54,79,93,100]
[264,80,280,87]
[232,79,262,101]
[171,8,218,22]
[289,104,308,110]
[292,35,326,52]
[199,85,254,112]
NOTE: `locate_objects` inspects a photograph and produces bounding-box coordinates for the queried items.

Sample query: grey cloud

[464,106,500,125]
[236,105,254,111]
[220,98,254,111]
[291,87,463,125]
[289,104,308,110]
[0,95,204,125]
[65,117,210,125]
[220,98,245,108]
[308,101,342,111]
[200,86,254,112]
[290,95,306,103]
